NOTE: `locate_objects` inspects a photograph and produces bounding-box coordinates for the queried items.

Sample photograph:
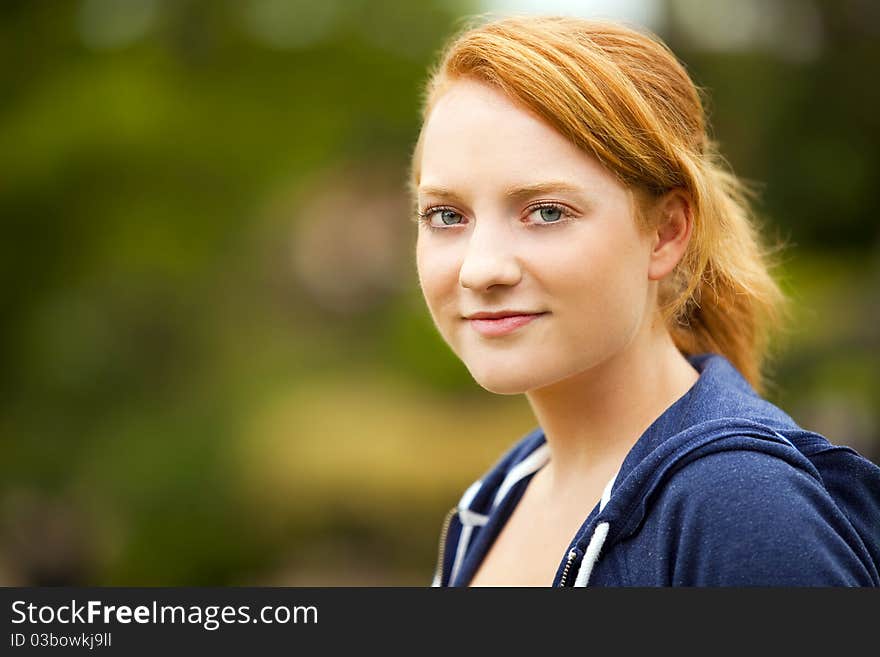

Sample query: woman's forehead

[416,78,633,207]
[422,78,550,143]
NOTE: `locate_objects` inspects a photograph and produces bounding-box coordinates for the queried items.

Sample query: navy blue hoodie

[432,352,880,587]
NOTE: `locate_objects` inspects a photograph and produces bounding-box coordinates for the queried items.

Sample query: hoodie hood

[434,352,880,587]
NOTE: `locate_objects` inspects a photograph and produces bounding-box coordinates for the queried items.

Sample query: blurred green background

[1,0,878,586]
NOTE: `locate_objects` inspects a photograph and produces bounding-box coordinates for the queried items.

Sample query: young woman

[409,15,880,586]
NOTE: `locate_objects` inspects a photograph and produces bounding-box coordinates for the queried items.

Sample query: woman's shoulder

[660,447,834,515]
[645,448,879,585]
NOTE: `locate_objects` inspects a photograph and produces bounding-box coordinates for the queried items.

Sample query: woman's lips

[468,313,546,337]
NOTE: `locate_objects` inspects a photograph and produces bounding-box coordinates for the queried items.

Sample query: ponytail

[660,144,792,395]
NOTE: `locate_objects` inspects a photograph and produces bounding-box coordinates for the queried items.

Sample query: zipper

[432,506,458,586]
[557,548,579,587]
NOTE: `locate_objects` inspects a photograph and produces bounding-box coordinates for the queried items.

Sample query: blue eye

[440,210,463,225]
[527,203,572,226]
[538,206,563,223]
[417,206,465,230]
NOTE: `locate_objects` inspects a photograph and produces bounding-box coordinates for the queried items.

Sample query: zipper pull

[557,547,581,587]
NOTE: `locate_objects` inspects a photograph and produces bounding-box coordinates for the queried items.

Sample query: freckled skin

[415,79,655,395]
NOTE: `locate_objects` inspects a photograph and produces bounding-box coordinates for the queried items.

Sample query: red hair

[409,14,792,394]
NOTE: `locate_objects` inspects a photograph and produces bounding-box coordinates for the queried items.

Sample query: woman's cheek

[416,248,458,319]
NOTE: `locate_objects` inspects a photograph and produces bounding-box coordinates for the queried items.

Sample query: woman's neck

[524,320,699,494]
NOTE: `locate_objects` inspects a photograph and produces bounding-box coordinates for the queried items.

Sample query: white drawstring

[491,443,551,510]
[448,443,551,586]
[448,480,488,585]
[573,471,618,587]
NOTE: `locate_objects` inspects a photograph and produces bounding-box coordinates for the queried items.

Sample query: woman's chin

[467,367,539,396]
[467,357,589,396]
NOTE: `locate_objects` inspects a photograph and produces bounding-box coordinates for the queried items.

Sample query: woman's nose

[458,221,522,291]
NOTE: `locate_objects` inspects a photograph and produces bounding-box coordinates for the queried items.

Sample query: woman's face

[415,78,657,394]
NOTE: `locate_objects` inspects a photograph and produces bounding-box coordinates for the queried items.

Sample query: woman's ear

[647,189,693,282]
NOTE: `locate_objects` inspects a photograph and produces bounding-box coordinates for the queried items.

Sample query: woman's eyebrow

[502,181,586,199]
[418,181,586,201]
